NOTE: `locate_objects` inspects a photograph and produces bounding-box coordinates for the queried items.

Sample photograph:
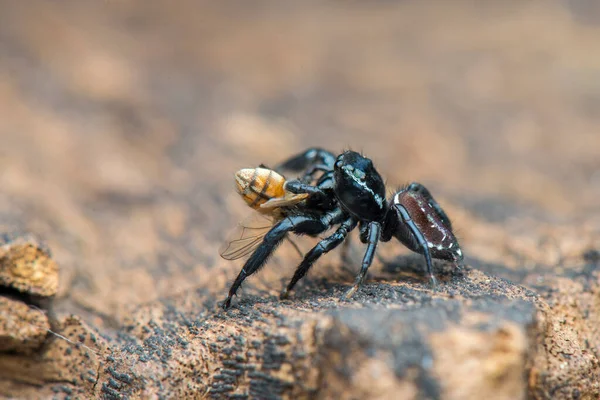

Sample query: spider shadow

[220,252,465,311]
[376,253,464,283]
[274,253,460,305]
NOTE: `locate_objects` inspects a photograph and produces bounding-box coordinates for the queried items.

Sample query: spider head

[333,151,387,221]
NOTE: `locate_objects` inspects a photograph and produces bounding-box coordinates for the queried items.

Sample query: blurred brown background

[1,0,599,325]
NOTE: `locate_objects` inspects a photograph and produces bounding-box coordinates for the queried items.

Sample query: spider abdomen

[392,189,462,262]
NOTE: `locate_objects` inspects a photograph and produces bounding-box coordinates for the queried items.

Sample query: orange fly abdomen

[235,168,286,210]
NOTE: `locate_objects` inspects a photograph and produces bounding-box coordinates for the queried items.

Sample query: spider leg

[360,225,391,265]
[283,179,336,209]
[299,164,332,183]
[284,180,328,198]
[274,148,336,175]
[223,209,344,309]
[393,204,438,288]
[258,160,329,183]
[315,170,334,189]
[344,221,382,299]
[281,217,357,299]
[406,182,452,230]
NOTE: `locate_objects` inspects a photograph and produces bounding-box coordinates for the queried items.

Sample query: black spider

[222,148,463,309]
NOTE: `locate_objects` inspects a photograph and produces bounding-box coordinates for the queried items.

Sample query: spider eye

[342,165,365,182]
[342,165,366,182]
[353,169,366,181]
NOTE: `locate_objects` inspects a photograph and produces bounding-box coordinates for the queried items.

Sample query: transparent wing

[219,213,275,260]
[260,193,309,210]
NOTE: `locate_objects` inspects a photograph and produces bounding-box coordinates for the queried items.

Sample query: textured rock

[0,233,57,354]
[4,257,599,398]
[1,1,600,399]
[0,297,49,354]
[0,232,59,298]
[0,316,106,398]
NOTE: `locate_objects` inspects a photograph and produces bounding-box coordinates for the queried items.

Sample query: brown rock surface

[0,297,49,355]
[0,232,59,298]
[1,1,599,399]
[0,232,57,355]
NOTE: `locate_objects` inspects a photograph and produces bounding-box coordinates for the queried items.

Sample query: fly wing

[260,193,309,210]
[219,213,274,260]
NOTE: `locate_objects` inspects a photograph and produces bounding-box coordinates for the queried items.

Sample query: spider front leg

[274,148,336,183]
[223,209,344,309]
[283,180,328,198]
[283,179,336,209]
[281,216,357,299]
[344,221,382,299]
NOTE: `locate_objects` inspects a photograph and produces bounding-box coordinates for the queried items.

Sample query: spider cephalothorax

[221,148,463,309]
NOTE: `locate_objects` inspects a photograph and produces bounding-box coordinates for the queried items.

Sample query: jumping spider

[221,148,463,309]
